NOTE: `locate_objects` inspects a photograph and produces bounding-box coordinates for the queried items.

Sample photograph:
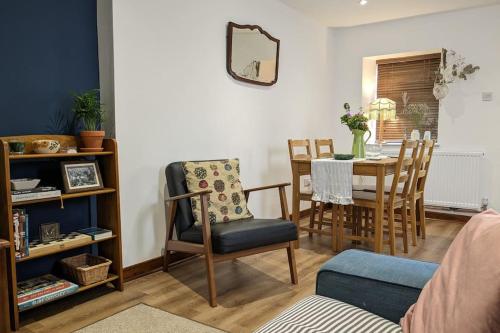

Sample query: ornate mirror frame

[226,22,280,86]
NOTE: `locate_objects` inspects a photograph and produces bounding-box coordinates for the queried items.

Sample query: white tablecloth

[311,159,354,205]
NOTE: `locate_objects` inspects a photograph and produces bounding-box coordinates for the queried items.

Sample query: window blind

[376,53,441,141]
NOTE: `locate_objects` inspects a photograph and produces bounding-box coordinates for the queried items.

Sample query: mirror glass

[227,23,279,86]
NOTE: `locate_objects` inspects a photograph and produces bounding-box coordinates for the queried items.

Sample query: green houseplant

[72,89,106,151]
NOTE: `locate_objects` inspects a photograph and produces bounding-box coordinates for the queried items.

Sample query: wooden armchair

[164,161,298,307]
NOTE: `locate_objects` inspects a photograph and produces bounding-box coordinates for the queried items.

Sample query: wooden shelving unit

[0,135,124,331]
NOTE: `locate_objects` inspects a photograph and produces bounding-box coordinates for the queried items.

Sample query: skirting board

[124,252,197,282]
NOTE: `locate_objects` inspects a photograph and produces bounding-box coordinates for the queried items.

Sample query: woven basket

[60,253,112,286]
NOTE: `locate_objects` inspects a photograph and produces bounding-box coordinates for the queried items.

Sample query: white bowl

[11,178,41,191]
[32,140,61,154]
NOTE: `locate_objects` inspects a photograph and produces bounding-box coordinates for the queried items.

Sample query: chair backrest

[389,140,420,202]
[409,140,435,196]
[288,139,312,160]
[166,161,195,238]
[166,159,231,237]
[314,139,334,159]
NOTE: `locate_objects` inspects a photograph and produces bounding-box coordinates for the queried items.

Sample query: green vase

[351,129,371,158]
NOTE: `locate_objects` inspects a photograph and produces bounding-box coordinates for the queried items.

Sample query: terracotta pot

[80,130,105,151]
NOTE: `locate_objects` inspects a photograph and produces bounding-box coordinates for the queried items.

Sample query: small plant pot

[80,130,105,152]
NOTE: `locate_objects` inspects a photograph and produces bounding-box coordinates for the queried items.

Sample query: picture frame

[39,222,60,243]
[60,161,104,193]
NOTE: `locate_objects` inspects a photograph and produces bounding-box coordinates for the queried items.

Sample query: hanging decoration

[433,48,480,100]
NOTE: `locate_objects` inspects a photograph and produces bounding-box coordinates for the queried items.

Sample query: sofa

[255,249,438,333]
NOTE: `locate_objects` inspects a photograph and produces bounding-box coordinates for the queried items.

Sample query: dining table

[290,157,400,253]
[0,238,10,333]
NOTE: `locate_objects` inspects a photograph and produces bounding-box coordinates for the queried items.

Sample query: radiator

[424,151,486,211]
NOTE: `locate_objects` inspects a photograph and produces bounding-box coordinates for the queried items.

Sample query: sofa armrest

[316,249,438,323]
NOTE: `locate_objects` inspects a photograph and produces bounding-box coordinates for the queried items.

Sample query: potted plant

[72,89,106,152]
[340,103,371,158]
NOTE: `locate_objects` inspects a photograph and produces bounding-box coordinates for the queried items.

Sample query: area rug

[75,303,225,333]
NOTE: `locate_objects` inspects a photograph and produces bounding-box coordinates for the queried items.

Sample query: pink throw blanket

[401,209,500,332]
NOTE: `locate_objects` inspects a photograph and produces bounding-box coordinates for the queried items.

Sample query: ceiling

[279,0,500,27]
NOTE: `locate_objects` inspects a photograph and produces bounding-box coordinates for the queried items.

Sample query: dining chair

[339,140,419,255]
[314,139,334,159]
[288,139,333,240]
[409,140,435,240]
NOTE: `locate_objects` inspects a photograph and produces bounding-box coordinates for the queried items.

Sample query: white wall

[110,0,333,266]
[329,5,500,209]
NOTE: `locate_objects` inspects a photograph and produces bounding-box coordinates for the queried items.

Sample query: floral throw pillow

[182,159,253,225]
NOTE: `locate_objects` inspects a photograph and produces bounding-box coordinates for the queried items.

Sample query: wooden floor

[18,218,463,333]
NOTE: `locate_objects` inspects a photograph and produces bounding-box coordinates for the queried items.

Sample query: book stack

[11,186,61,203]
[78,227,113,240]
[17,274,78,311]
[13,209,29,259]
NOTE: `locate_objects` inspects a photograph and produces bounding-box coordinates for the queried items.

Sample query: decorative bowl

[32,140,61,154]
[10,178,41,191]
[334,154,355,160]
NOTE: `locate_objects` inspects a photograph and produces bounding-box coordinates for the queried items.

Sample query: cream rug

[75,303,225,333]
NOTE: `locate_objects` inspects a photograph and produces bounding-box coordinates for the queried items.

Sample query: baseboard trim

[124,252,197,282]
[297,206,472,223]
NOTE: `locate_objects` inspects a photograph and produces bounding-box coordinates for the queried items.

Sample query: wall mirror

[226,22,280,86]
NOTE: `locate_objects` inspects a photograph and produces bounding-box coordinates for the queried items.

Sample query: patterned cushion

[254,295,402,333]
[183,159,253,225]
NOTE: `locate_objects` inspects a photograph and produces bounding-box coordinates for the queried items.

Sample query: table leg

[374,166,386,253]
[291,164,301,248]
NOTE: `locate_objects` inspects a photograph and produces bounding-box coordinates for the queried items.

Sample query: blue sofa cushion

[316,249,439,323]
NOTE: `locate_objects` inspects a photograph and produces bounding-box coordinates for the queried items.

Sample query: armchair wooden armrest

[244,183,291,220]
[243,182,291,195]
[165,189,212,202]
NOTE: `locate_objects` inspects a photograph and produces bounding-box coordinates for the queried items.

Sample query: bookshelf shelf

[16,235,117,263]
[18,274,119,313]
[12,188,116,206]
[9,151,113,160]
[0,135,124,331]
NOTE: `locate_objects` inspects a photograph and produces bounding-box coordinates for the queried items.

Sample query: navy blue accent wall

[0,0,99,135]
[0,1,100,281]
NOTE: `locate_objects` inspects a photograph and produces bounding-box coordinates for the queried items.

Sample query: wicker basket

[60,253,112,286]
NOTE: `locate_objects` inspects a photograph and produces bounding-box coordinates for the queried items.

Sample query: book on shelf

[11,186,61,202]
[78,227,113,240]
[17,274,78,311]
[13,209,29,259]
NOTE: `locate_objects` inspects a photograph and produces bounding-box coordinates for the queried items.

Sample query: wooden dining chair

[288,139,333,244]
[339,140,419,255]
[314,139,334,159]
[409,140,435,240]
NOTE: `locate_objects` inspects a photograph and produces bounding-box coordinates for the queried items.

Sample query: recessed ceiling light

[360,0,368,5]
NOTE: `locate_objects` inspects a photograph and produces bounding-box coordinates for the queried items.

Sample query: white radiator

[424,151,486,211]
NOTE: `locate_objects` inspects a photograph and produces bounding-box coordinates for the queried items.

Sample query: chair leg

[388,208,396,255]
[318,202,325,231]
[287,242,298,284]
[418,197,427,239]
[205,253,217,307]
[163,250,172,272]
[409,200,418,246]
[338,205,345,252]
[331,205,338,252]
[364,208,369,238]
[309,201,316,237]
[401,205,409,253]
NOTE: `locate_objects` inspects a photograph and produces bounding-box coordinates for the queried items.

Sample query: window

[376,53,440,141]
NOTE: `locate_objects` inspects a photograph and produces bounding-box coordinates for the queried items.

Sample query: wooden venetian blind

[376,53,441,141]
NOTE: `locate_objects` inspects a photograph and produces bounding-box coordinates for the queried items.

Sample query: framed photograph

[39,222,60,243]
[61,161,104,193]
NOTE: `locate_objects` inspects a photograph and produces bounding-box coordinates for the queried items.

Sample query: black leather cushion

[180,218,298,254]
[166,161,196,237]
